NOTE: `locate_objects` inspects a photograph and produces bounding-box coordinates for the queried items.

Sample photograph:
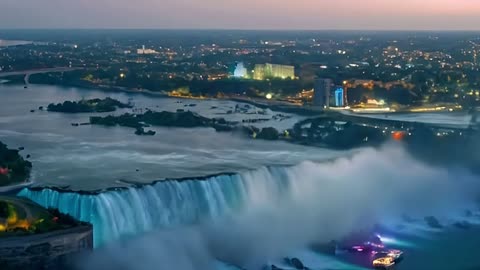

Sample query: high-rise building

[313,79,333,108]
[253,63,295,80]
[334,87,345,107]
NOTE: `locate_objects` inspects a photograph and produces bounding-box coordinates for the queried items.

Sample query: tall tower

[335,87,344,107]
[313,78,332,108]
[342,80,349,106]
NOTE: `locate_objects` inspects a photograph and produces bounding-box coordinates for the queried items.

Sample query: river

[341,110,474,129]
[2,83,479,270]
[0,83,352,190]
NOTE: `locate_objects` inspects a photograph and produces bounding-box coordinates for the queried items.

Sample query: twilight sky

[2,0,480,30]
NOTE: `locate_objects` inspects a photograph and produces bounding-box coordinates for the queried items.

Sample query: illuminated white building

[254,63,295,80]
[137,45,157,55]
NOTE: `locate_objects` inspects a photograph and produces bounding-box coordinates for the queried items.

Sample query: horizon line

[1,27,480,33]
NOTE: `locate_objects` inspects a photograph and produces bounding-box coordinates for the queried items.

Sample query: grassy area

[0,197,83,237]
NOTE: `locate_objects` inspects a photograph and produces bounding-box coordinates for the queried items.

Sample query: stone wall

[0,225,93,270]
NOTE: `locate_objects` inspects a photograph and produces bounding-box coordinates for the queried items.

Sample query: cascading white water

[18,144,480,250]
[18,167,294,246]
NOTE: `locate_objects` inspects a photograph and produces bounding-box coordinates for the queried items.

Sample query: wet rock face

[283,257,305,270]
[425,216,443,229]
[47,98,132,113]
[256,127,280,140]
[134,128,156,136]
[454,221,471,230]
[290,258,305,269]
[0,225,93,270]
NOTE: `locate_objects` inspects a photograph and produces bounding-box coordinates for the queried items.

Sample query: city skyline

[2,0,480,30]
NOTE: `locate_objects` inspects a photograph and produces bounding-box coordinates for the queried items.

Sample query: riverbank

[0,141,31,188]
[2,83,478,191]
[4,80,476,127]
[1,79,324,117]
[1,83,349,190]
[0,181,33,195]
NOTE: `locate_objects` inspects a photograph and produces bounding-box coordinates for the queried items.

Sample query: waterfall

[18,167,293,247]
[18,145,480,248]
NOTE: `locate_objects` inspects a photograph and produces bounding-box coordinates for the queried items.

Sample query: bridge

[0,67,82,85]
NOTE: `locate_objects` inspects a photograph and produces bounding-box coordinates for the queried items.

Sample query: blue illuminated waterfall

[18,147,479,249]
[18,167,293,247]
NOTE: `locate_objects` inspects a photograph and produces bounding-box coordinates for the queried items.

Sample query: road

[0,181,33,195]
[0,195,34,221]
[0,67,82,84]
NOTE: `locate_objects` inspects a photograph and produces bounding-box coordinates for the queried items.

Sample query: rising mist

[75,143,480,270]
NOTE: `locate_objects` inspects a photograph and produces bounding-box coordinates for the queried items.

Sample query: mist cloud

[78,143,479,270]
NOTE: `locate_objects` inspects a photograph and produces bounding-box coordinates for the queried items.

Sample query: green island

[89,109,389,149]
[0,142,32,187]
[288,117,387,149]
[47,97,132,113]
[90,110,236,135]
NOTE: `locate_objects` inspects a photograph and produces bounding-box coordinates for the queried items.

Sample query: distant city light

[120,73,125,78]
[266,93,273,99]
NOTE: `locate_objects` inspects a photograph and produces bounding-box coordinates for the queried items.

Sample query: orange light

[392,131,405,141]
[15,219,30,230]
[373,256,394,266]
